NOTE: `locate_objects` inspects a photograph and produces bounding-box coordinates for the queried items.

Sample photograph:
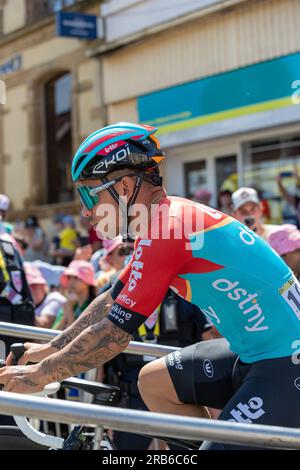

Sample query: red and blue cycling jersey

[109,196,300,363]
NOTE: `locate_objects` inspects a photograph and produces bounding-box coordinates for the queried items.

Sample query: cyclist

[1,123,300,450]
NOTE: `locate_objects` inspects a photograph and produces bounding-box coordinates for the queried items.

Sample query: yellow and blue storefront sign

[138,52,300,135]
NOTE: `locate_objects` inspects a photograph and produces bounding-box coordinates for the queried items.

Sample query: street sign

[56,11,100,40]
[0,55,22,77]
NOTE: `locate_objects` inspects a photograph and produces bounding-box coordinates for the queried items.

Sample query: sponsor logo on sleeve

[109,304,132,325]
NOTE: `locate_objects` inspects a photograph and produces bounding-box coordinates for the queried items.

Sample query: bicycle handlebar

[10,343,26,365]
[5,343,65,449]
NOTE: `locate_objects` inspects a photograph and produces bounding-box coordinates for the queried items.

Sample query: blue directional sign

[0,55,22,77]
[56,11,99,40]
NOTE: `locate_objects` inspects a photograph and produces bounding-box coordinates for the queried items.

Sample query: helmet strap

[103,171,162,240]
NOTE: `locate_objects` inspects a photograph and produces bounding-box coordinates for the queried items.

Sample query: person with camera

[277,170,300,227]
[231,187,280,242]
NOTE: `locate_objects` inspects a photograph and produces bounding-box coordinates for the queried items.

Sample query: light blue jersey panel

[181,219,300,362]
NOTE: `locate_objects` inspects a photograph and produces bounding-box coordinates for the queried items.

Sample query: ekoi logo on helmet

[92,145,131,174]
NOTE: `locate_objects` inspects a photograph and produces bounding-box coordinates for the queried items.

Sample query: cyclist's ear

[119,176,134,197]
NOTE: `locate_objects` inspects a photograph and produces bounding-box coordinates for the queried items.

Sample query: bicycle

[0,344,199,450]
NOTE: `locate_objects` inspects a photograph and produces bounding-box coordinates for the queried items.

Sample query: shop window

[45,72,73,204]
[184,161,207,199]
[243,136,300,224]
[215,155,237,194]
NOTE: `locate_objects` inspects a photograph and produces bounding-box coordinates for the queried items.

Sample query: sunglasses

[77,179,119,210]
[77,172,140,210]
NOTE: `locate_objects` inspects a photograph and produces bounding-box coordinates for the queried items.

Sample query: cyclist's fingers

[18,351,30,365]
[13,343,31,365]
[5,352,14,366]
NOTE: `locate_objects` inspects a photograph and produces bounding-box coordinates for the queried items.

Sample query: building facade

[95,0,300,224]
[1,0,300,225]
[0,0,105,221]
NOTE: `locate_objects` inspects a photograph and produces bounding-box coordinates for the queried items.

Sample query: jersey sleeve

[111,261,132,301]
[108,235,188,334]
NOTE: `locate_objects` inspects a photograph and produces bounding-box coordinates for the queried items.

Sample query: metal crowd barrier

[1,321,299,449]
[0,391,298,449]
[0,322,177,357]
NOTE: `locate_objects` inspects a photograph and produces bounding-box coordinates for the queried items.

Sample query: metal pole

[0,391,298,449]
[0,322,177,357]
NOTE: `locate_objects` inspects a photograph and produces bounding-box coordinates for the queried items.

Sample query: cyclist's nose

[82,206,92,218]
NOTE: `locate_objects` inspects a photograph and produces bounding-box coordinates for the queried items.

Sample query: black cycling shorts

[166,338,300,450]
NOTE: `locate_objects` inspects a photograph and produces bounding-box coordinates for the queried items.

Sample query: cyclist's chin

[92,224,120,240]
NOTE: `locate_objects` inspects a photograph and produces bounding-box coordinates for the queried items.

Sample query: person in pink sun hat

[269,224,300,278]
[53,260,96,330]
[97,236,133,291]
[24,263,67,329]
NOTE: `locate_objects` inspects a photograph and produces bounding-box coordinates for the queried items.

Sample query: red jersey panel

[109,196,227,333]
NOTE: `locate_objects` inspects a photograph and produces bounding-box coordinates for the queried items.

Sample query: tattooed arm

[7,289,114,366]
[40,318,132,383]
[0,318,132,393]
[50,289,113,350]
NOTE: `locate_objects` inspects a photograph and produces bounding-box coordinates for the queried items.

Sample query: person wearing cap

[23,215,49,262]
[232,187,280,242]
[52,260,96,330]
[0,194,13,235]
[269,224,300,278]
[24,263,67,329]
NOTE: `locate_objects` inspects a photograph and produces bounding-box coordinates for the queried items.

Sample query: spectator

[96,236,133,290]
[277,171,300,227]
[232,187,280,242]
[24,263,67,328]
[53,260,96,330]
[0,194,13,235]
[32,260,65,291]
[11,233,28,258]
[23,215,49,262]
[50,215,80,266]
[192,188,212,206]
[269,224,300,278]
[49,214,65,265]
[217,189,232,215]
[79,215,102,253]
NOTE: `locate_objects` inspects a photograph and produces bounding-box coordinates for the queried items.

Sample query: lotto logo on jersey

[228,396,265,423]
[128,239,152,291]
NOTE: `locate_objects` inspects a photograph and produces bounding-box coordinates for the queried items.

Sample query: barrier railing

[0,322,177,357]
[0,391,298,449]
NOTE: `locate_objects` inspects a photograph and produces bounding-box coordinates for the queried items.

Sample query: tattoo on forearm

[51,292,113,351]
[41,318,132,382]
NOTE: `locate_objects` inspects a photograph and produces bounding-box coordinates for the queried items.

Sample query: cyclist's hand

[0,364,47,394]
[6,342,57,366]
